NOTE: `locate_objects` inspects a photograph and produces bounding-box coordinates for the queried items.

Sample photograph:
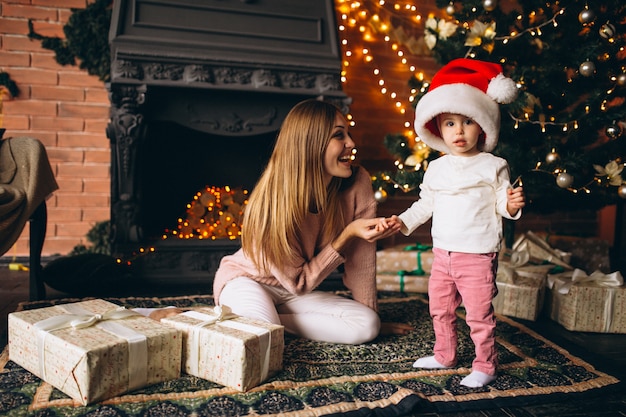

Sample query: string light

[114,186,249,265]
[337,0,425,128]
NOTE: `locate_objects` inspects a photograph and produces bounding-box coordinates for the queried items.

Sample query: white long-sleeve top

[398,152,521,253]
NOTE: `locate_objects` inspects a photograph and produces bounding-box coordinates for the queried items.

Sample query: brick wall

[1,0,110,257]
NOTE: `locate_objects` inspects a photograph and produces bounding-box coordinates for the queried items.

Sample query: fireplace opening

[140,121,276,241]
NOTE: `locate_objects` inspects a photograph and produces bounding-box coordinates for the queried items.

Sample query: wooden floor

[1,263,626,416]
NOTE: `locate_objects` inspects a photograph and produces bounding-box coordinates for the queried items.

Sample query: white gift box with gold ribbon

[493,262,552,321]
[8,299,182,405]
[546,269,626,333]
[161,306,284,391]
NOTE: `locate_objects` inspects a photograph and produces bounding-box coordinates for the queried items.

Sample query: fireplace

[107,0,349,284]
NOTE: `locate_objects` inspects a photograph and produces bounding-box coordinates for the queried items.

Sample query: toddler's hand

[507,186,525,216]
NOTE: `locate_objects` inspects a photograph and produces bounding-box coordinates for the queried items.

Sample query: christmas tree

[377,0,626,213]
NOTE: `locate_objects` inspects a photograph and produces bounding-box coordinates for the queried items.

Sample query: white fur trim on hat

[414,58,518,154]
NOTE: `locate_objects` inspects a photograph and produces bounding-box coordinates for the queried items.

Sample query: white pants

[219,277,381,345]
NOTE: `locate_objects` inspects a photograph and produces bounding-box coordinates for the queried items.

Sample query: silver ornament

[545,150,559,164]
[599,22,616,39]
[579,60,596,77]
[606,123,622,139]
[483,0,497,12]
[617,73,626,87]
[446,2,455,16]
[556,172,574,189]
[374,188,388,203]
[618,184,626,199]
[578,7,595,25]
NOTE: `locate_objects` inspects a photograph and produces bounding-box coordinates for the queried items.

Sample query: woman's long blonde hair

[241,99,347,274]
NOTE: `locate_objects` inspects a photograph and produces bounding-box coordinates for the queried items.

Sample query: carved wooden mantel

[106,0,348,282]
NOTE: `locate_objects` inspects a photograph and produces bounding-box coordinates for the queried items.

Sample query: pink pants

[428,248,499,375]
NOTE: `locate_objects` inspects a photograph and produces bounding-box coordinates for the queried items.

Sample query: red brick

[31,116,84,131]
[84,149,109,163]
[85,87,108,102]
[24,133,58,148]
[59,71,103,88]
[82,207,110,222]
[2,35,46,53]
[56,192,109,207]
[57,132,108,148]
[47,206,82,221]
[0,50,30,66]
[6,67,58,85]
[31,52,65,70]
[54,178,83,193]
[0,115,30,130]
[46,147,84,163]
[3,4,59,21]
[0,18,30,35]
[33,0,88,9]
[31,85,84,101]
[3,99,57,116]
[29,20,64,38]
[58,102,108,119]
[85,118,109,133]
[83,178,110,193]
[55,221,92,237]
[56,163,109,179]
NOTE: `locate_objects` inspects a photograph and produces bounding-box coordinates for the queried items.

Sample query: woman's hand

[380,322,415,335]
[332,217,401,253]
[148,308,184,321]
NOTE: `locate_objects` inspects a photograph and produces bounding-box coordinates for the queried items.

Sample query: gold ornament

[446,2,455,16]
[599,22,616,39]
[579,60,596,77]
[578,6,595,25]
[556,172,574,189]
[374,188,388,203]
[606,122,623,139]
[483,0,497,12]
[616,73,626,87]
[545,149,559,164]
[618,184,626,199]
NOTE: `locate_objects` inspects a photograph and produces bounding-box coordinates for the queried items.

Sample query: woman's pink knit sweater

[212,166,379,311]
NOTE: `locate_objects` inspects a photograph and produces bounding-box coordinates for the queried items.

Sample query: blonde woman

[213,99,411,344]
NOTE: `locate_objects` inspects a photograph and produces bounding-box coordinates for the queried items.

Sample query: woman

[213,99,410,344]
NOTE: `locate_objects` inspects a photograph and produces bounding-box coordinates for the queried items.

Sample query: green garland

[0,72,19,97]
[28,0,112,82]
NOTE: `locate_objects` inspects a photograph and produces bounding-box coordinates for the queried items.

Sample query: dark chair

[0,133,58,301]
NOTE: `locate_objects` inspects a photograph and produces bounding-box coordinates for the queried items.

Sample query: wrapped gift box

[161,306,283,391]
[547,236,612,273]
[493,262,552,321]
[8,299,182,405]
[376,272,429,293]
[505,231,572,269]
[376,244,434,274]
[546,269,626,333]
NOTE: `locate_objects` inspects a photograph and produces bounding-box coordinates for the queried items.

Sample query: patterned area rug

[0,293,620,416]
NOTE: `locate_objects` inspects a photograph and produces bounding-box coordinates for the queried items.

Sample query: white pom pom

[487,73,518,104]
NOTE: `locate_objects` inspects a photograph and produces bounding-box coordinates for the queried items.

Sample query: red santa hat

[414,58,518,153]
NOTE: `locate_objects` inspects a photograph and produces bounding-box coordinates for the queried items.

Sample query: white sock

[460,371,496,388]
[412,356,450,369]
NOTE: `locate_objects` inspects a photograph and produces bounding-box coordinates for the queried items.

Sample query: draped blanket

[0,137,58,255]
